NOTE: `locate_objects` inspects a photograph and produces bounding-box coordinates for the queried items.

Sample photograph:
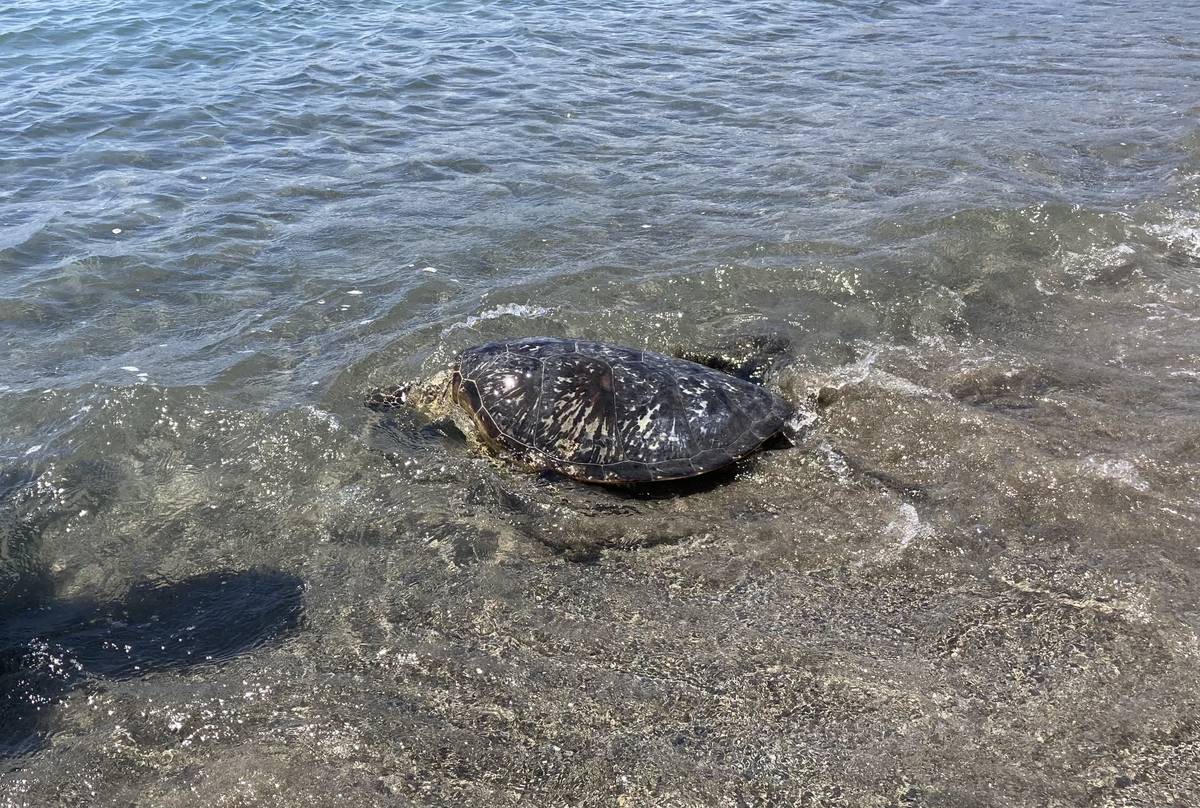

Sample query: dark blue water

[3,1,1200,804]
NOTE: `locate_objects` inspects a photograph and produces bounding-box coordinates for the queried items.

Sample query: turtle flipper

[365,385,409,412]
[777,407,819,447]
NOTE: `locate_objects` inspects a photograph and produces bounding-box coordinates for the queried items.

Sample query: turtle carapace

[392,337,793,483]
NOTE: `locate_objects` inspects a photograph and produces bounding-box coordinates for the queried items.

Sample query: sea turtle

[367,337,795,484]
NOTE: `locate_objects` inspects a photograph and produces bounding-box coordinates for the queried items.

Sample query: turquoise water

[3,0,1200,804]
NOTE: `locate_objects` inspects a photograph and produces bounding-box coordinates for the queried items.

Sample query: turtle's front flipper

[365,384,464,439]
[422,417,466,442]
[365,385,409,412]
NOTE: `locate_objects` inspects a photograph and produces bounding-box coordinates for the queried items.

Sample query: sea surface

[3,0,1200,805]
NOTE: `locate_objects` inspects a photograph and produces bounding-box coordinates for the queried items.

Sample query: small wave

[0,207,59,253]
[440,304,556,338]
[1146,211,1200,258]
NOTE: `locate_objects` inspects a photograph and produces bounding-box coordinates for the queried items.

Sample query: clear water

[3,0,1200,804]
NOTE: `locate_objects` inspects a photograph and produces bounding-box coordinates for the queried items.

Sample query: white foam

[441,303,555,337]
[1080,456,1149,492]
[1145,209,1200,257]
[886,502,930,549]
[837,350,879,386]
[1061,242,1137,283]
[304,406,341,430]
[785,409,819,438]
[823,350,943,399]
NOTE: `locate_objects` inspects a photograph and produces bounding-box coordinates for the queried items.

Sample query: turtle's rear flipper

[365,385,409,412]
[773,408,819,448]
[675,332,792,384]
[823,444,929,503]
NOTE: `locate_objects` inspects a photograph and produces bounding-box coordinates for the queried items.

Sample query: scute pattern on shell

[452,337,792,482]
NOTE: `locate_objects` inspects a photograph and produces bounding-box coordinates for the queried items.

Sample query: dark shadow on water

[0,567,305,761]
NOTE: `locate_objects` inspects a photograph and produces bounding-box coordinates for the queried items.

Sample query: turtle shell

[451,337,793,483]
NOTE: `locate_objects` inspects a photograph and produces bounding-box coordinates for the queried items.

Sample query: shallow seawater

[3,0,1200,804]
